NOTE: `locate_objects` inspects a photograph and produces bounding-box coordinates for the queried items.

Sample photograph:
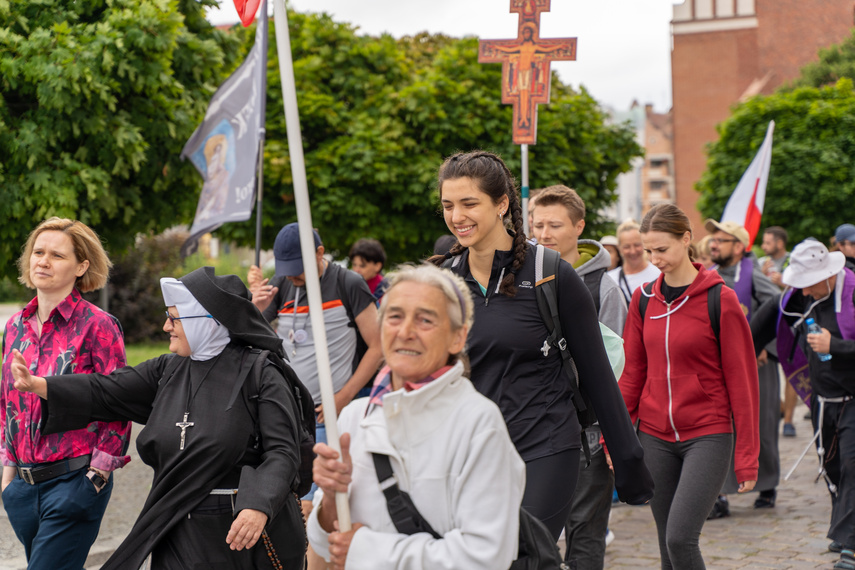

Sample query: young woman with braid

[428,151,653,540]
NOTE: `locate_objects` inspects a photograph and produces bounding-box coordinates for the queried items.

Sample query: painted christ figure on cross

[479,0,577,145]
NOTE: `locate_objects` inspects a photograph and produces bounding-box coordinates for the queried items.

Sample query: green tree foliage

[697,78,855,245]
[791,30,855,89]
[0,0,238,279]
[219,13,642,262]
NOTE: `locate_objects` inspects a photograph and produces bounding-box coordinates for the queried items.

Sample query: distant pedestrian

[600,235,621,271]
[248,223,384,570]
[432,234,457,257]
[695,235,714,270]
[607,219,661,304]
[759,226,789,288]
[759,226,799,438]
[1,217,128,570]
[349,238,391,303]
[620,204,759,569]
[707,219,781,514]
[835,224,855,268]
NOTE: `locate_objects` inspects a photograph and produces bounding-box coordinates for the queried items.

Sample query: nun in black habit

[9,267,309,570]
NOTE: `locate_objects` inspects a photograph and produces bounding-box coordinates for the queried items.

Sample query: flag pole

[271,0,351,530]
[521,143,530,236]
[255,132,265,267]
[254,2,269,267]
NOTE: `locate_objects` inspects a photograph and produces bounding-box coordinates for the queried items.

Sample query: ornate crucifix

[176,413,194,451]
[479,0,577,145]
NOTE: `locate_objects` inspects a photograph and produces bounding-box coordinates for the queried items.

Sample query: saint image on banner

[189,120,237,225]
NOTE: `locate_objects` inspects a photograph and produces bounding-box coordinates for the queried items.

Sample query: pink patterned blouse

[1,289,130,471]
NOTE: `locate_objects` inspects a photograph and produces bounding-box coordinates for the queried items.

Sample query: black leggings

[639,431,733,570]
[522,449,580,540]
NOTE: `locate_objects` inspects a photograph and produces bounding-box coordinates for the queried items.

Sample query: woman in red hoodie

[620,204,759,569]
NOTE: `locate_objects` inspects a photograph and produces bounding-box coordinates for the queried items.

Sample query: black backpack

[581,266,607,313]
[638,281,722,346]
[533,245,598,466]
[246,350,316,498]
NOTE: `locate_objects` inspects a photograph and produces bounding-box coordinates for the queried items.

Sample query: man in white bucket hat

[751,239,855,569]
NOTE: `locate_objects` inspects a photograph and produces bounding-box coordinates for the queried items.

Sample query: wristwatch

[86,468,108,492]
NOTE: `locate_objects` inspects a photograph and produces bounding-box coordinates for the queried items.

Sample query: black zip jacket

[447,243,653,505]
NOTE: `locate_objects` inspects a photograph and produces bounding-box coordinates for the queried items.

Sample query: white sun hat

[782,239,846,289]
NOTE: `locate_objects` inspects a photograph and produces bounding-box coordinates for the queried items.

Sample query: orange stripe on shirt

[278,299,344,314]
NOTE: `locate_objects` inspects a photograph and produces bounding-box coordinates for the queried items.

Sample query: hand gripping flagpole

[271,0,351,531]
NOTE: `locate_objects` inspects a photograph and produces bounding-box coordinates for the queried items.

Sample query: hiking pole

[784,428,821,481]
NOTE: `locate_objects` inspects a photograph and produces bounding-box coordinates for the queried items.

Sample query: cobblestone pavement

[603,408,838,569]
[0,370,839,569]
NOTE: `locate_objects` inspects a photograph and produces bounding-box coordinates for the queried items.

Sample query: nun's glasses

[164,311,221,326]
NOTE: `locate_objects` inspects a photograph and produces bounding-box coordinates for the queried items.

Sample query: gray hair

[378,263,474,360]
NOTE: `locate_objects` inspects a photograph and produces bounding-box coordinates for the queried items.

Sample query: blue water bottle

[806,318,832,361]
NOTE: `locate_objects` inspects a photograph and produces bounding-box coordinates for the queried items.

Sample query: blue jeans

[301,422,326,501]
[3,467,113,569]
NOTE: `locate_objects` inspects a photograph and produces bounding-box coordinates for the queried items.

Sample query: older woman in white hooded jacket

[307,264,526,570]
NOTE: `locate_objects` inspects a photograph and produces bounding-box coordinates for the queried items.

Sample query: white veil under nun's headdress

[160,278,230,361]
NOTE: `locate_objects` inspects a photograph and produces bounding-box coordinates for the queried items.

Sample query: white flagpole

[271,0,351,530]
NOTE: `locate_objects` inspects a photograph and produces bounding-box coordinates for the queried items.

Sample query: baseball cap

[782,239,845,289]
[704,219,750,247]
[273,223,322,277]
[600,235,619,247]
[835,223,855,244]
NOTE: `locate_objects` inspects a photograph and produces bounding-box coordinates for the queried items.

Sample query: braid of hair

[501,178,526,297]
[427,241,466,267]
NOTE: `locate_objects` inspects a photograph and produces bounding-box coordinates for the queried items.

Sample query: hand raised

[11,350,34,391]
[10,350,47,398]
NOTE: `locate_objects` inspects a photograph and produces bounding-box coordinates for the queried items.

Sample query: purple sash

[776,268,855,406]
[732,256,755,322]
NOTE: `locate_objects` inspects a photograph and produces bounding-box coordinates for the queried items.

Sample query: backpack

[332,263,369,375]
[638,281,722,346]
[533,245,624,466]
[246,350,317,497]
[581,266,607,313]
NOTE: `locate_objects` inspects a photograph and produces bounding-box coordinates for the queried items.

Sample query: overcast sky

[208,0,681,112]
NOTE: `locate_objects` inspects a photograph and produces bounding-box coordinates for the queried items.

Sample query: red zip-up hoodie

[620,264,759,484]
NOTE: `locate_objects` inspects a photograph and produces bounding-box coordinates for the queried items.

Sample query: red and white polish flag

[720,120,775,245]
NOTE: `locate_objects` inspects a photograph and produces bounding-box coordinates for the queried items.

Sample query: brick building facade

[671,0,854,235]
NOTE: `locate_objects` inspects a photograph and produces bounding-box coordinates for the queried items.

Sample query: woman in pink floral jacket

[0,217,127,569]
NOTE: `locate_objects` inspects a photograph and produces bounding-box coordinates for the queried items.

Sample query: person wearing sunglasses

[9,267,309,570]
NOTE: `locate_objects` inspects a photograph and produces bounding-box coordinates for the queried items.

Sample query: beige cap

[704,219,750,247]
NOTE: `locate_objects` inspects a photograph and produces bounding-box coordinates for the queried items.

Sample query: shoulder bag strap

[371,453,441,539]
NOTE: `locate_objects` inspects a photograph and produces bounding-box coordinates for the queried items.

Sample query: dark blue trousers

[2,467,113,570]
